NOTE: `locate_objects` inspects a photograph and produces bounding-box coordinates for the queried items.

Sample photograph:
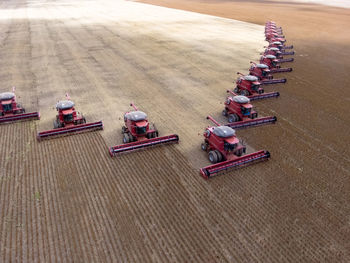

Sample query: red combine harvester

[200,116,270,178]
[0,89,40,124]
[232,73,280,101]
[37,94,103,140]
[222,95,277,129]
[260,55,293,73]
[109,103,179,156]
[263,47,295,57]
[249,62,286,85]
[268,41,294,51]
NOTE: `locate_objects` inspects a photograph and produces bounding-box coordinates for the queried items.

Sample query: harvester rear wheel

[234,87,240,93]
[208,151,218,164]
[222,109,227,116]
[123,133,130,143]
[201,143,207,151]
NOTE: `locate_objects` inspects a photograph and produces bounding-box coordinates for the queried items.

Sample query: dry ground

[0,0,349,262]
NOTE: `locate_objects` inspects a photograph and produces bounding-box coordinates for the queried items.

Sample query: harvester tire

[201,143,207,151]
[53,120,59,129]
[128,133,134,142]
[241,90,249,96]
[234,87,239,93]
[228,114,238,123]
[222,109,227,116]
[208,151,218,164]
[215,150,223,162]
[123,133,130,143]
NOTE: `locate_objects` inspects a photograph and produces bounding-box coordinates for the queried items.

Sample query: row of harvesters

[0,91,103,138]
[1,21,293,180]
[1,89,178,152]
[199,21,295,178]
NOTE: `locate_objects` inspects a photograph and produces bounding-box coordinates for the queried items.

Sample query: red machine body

[37,95,103,140]
[268,41,293,50]
[121,103,159,143]
[234,72,263,96]
[0,90,40,123]
[109,103,179,156]
[249,62,287,85]
[200,116,270,178]
[260,55,293,73]
[53,100,86,129]
[222,95,277,129]
[232,72,279,100]
[223,95,257,122]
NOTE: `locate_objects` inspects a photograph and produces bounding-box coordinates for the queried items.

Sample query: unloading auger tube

[37,121,103,140]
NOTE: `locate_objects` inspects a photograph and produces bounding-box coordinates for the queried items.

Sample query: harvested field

[1,0,349,262]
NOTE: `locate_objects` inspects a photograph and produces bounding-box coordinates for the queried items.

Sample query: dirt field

[1,0,349,262]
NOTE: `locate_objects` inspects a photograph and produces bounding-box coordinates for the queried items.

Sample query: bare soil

[1,0,349,262]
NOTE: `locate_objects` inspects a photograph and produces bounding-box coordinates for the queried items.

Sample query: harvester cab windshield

[2,100,13,112]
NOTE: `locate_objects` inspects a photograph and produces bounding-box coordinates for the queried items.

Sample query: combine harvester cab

[37,95,103,140]
[232,73,280,101]
[0,89,40,124]
[249,62,286,85]
[222,95,277,129]
[268,41,293,51]
[109,103,179,156]
[200,116,270,179]
[260,55,293,74]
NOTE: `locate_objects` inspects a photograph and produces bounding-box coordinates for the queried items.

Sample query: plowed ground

[0,0,349,262]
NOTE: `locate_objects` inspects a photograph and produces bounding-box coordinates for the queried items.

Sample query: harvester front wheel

[208,151,218,164]
[241,90,249,96]
[228,114,239,123]
[215,150,223,162]
[53,120,60,129]
[123,133,130,143]
[128,134,134,142]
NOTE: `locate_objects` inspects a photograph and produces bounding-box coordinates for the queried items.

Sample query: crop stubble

[1,0,349,262]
